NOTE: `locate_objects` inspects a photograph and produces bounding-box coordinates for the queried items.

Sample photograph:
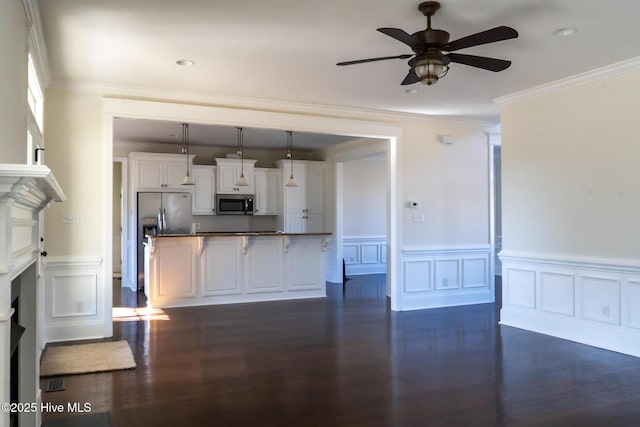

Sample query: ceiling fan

[337,1,518,86]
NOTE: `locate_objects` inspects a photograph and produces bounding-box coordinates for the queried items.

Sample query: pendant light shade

[235,127,249,187]
[285,130,298,188]
[180,123,195,185]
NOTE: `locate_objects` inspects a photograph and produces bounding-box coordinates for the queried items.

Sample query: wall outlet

[75,301,84,313]
[443,278,448,287]
[601,305,610,318]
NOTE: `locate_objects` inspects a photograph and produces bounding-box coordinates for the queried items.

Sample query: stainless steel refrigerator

[137,192,192,290]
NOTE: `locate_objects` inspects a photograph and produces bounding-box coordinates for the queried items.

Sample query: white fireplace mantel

[0,164,64,427]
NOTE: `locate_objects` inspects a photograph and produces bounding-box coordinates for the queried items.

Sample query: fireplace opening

[11,278,25,427]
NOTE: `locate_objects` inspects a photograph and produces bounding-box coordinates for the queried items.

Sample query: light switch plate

[412,213,425,223]
[62,213,84,224]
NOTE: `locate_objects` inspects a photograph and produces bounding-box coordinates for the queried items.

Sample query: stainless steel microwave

[215,194,254,215]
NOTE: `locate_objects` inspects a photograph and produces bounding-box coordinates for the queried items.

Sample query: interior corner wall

[0,0,28,164]
[499,69,640,357]
[42,88,111,342]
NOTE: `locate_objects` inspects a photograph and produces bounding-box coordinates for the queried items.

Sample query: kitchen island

[144,232,331,308]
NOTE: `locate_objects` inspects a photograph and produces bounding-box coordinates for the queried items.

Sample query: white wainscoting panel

[43,256,108,342]
[500,251,640,357]
[629,280,640,330]
[506,268,536,309]
[244,237,284,293]
[343,236,387,275]
[400,245,491,311]
[403,260,432,293]
[463,258,488,288]
[435,259,460,290]
[201,237,242,296]
[539,272,575,316]
[579,276,621,325]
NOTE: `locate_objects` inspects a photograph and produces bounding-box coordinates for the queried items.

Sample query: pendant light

[235,127,249,187]
[180,123,194,185]
[285,130,298,187]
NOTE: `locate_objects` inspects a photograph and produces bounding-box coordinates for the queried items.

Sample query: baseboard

[399,245,492,311]
[500,251,640,357]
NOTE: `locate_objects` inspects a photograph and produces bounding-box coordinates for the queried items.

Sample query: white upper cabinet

[215,158,256,194]
[130,152,194,191]
[192,165,216,215]
[276,160,325,233]
[254,168,280,215]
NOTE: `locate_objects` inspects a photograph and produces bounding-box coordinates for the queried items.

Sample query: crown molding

[48,79,495,130]
[22,0,51,86]
[494,56,640,107]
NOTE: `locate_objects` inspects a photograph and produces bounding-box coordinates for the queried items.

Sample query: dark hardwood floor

[41,275,640,426]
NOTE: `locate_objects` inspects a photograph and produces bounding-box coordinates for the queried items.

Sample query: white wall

[0,0,28,163]
[499,67,640,357]
[343,158,387,237]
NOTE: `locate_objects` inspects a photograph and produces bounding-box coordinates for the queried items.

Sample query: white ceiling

[38,0,640,148]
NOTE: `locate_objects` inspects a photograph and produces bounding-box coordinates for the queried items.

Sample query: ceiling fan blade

[442,26,518,52]
[377,28,419,48]
[337,54,413,66]
[401,70,420,85]
[447,53,512,72]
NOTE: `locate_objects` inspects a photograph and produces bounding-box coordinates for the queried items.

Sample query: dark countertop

[148,231,332,238]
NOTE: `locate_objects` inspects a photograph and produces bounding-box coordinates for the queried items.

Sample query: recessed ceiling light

[552,27,577,37]
[405,88,419,94]
[176,59,195,66]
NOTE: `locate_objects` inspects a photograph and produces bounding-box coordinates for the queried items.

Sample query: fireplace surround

[0,164,64,427]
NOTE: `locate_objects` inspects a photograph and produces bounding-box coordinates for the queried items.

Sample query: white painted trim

[499,250,640,273]
[44,256,103,268]
[53,81,496,129]
[43,255,110,342]
[400,245,492,311]
[113,156,130,288]
[494,56,640,107]
[22,0,51,86]
[402,244,490,255]
[500,253,640,357]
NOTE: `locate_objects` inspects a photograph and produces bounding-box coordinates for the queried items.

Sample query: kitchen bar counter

[151,231,332,237]
[144,232,331,308]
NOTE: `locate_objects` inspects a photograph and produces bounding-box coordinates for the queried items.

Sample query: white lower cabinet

[149,237,198,301]
[146,235,327,307]
[201,237,241,296]
[244,238,284,293]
